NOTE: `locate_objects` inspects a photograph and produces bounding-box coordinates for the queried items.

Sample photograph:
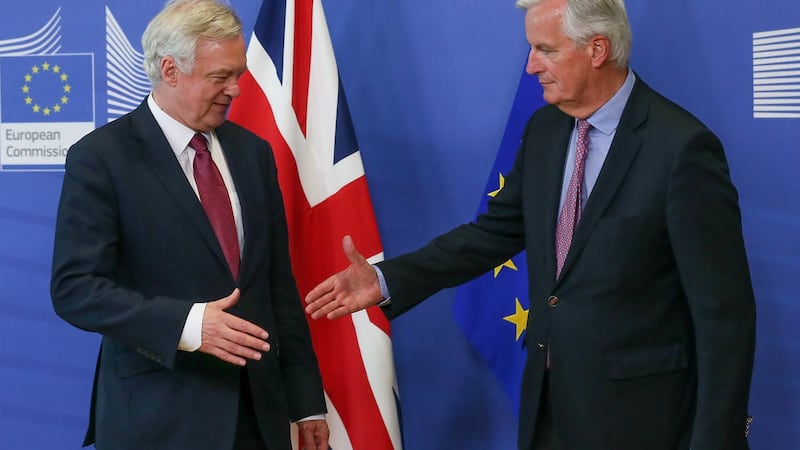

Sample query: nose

[225,78,241,98]
[526,47,543,75]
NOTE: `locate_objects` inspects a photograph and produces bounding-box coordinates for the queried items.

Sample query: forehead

[524,1,566,43]
[193,36,247,69]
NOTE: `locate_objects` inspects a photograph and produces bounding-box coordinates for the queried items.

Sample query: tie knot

[577,119,591,138]
[189,133,209,154]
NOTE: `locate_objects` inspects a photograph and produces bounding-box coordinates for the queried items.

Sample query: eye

[531,45,553,56]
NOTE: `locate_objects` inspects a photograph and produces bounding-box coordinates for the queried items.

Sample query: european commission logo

[0,9,96,172]
[0,54,95,170]
[753,27,800,119]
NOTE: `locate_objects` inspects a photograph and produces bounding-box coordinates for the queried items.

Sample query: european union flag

[452,64,545,414]
[0,54,94,123]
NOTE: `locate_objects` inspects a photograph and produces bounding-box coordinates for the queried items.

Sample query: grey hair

[142,0,243,87]
[516,0,631,68]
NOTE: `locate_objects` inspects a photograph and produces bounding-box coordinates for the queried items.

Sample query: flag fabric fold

[452,65,545,415]
[228,1,401,449]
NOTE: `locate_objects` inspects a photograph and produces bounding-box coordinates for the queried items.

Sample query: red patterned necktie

[189,133,240,278]
[555,119,591,279]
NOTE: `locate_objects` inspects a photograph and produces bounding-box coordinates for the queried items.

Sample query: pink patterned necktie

[190,133,240,278]
[555,119,591,279]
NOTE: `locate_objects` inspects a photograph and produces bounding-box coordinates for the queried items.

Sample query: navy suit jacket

[378,78,756,450]
[51,101,325,450]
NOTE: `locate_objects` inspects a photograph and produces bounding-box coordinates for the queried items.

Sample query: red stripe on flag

[229,70,393,449]
[292,0,313,136]
[367,306,391,336]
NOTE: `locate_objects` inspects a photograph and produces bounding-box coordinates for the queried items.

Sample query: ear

[160,56,179,87]
[588,35,611,68]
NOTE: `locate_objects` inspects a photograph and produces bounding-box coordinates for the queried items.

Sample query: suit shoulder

[640,84,713,135]
[218,120,270,147]
[67,113,136,162]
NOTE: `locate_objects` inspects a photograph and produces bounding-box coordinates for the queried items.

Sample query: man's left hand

[298,419,329,450]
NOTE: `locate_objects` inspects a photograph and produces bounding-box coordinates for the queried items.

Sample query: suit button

[548,296,559,307]
[536,342,546,351]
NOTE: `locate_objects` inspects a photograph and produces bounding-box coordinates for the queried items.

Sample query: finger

[327,304,354,320]
[205,331,265,361]
[305,277,335,305]
[227,326,271,353]
[211,288,240,310]
[315,423,330,450]
[307,292,344,319]
[221,338,264,361]
[342,235,364,265]
[305,288,338,316]
[202,344,247,366]
[299,425,316,450]
[312,296,352,320]
[225,314,269,341]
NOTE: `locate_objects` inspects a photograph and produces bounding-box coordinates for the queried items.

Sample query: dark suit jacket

[51,101,325,450]
[378,78,756,450]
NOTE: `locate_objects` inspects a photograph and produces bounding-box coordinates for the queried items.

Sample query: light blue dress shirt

[557,69,636,214]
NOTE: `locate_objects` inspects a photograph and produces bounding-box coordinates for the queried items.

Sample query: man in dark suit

[50,1,328,449]
[304,0,756,449]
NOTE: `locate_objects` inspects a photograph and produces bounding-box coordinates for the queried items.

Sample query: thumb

[342,235,365,266]
[213,288,240,310]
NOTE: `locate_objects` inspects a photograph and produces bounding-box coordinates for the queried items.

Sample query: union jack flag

[227,1,402,449]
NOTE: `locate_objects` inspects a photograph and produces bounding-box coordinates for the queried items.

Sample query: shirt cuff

[374,265,391,305]
[178,302,206,352]
[296,414,326,422]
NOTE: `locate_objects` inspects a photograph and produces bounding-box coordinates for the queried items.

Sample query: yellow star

[31,65,39,74]
[32,104,40,113]
[493,258,518,278]
[24,74,32,82]
[61,73,68,82]
[503,298,529,341]
[53,104,61,113]
[52,65,60,73]
[61,96,68,104]
[21,85,29,93]
[487,173,505,198]
[42,62,50,71]
[63,84,71,93]
[24,96,32,105]
[43,107,51,115]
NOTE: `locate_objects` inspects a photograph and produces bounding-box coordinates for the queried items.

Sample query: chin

[542,92,559,106]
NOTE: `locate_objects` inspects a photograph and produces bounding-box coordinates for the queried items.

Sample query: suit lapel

[215,123,259,283]
[130,101,232,279]
[556,80,650,282]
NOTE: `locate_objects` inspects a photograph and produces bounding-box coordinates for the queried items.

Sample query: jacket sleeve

[666,130,756,449]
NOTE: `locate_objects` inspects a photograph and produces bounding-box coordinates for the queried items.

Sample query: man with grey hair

[51,1,329,449]
[305,0,755,449]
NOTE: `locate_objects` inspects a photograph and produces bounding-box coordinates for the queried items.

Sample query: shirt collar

[147,94,212,156]
[584,68,636,135]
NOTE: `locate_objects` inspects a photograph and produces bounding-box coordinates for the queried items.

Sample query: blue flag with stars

[452,64,545,414]
[0,54,94,123]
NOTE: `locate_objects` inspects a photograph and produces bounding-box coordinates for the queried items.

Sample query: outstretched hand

[305,235,384,319]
